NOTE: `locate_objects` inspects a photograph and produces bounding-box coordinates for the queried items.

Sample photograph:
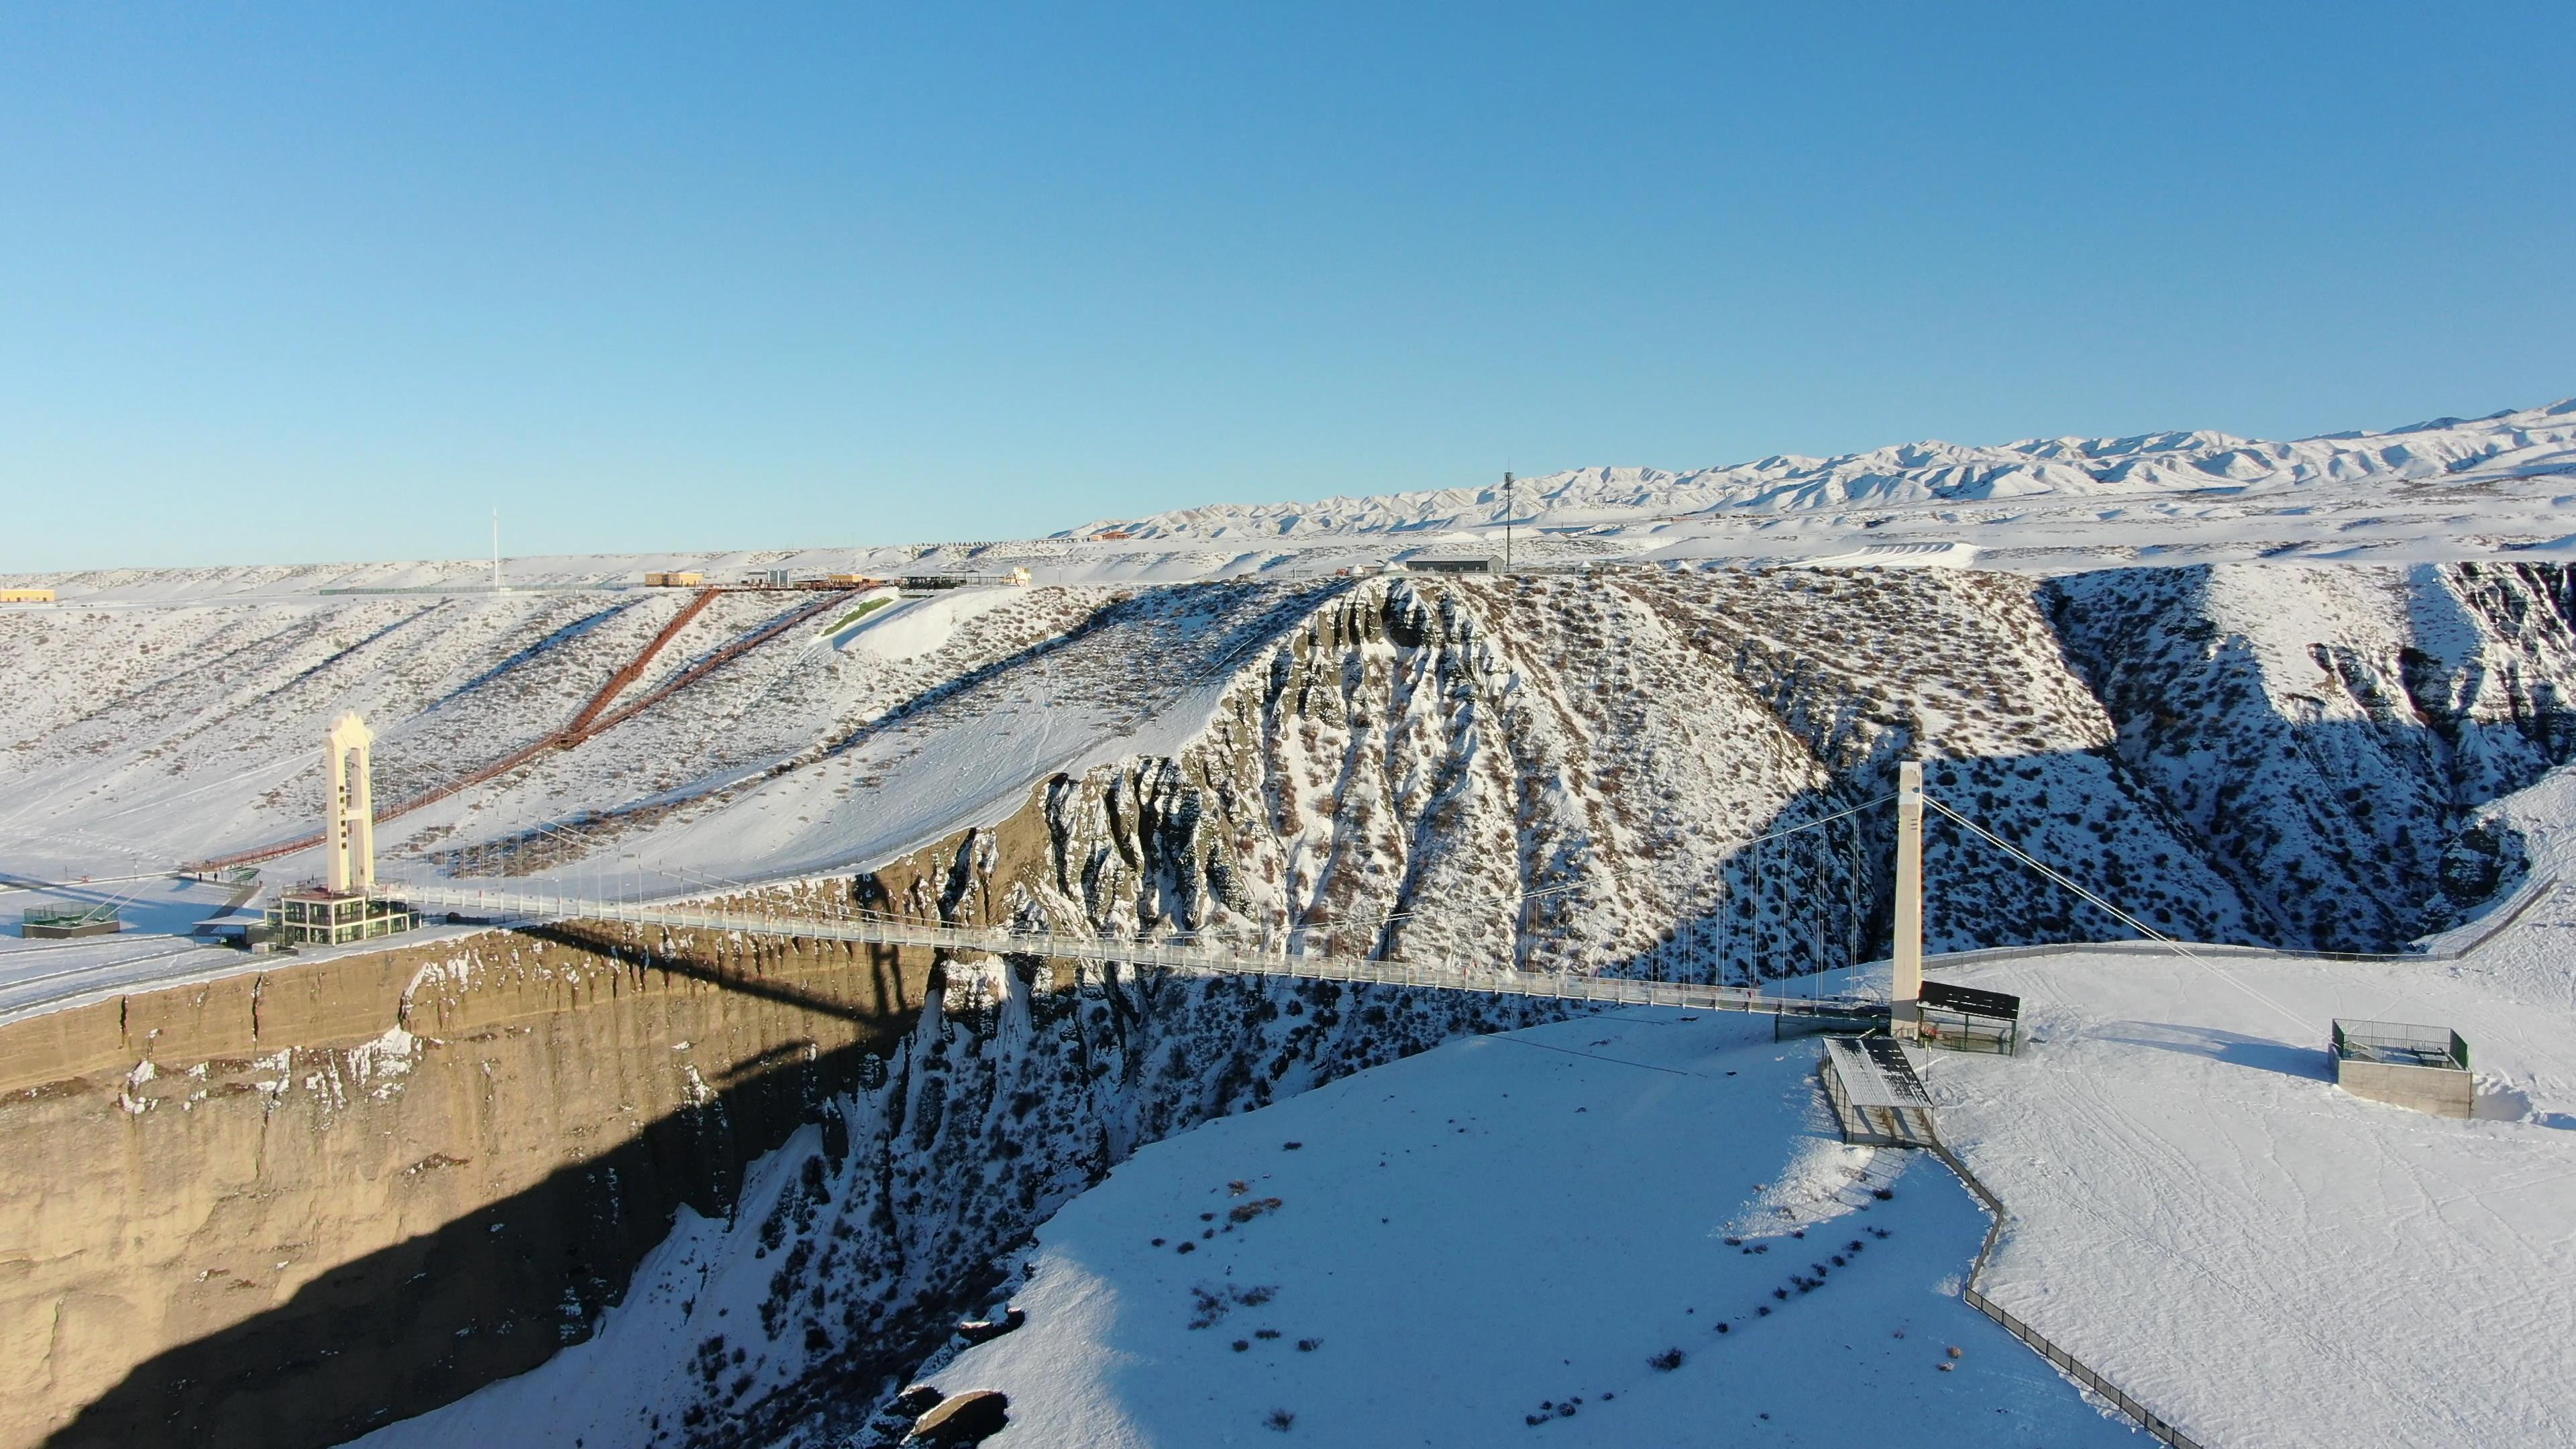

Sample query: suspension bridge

[390,877,1892,1023]
[378,764,1989,1031]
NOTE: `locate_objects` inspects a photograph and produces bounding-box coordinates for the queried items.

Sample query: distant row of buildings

[642,568,1031,590]
[1329,556,1501,578]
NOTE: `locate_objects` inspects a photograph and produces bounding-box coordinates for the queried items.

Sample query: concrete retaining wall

[2333,1057,2474,1118]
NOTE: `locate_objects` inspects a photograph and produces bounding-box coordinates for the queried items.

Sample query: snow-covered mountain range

[1065,399,2576,541]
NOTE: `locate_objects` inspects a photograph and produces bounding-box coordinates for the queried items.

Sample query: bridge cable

[1921,792,2310,1036]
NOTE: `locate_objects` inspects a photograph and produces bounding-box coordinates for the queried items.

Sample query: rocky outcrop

[871,569,2278,981]
[2046,563,2575,950]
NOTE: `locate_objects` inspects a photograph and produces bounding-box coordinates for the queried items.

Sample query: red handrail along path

[188,587,853,871]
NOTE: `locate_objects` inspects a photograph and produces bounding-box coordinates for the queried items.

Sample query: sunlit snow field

[1928,764,2576,1449]
[925,1011,2133,1448]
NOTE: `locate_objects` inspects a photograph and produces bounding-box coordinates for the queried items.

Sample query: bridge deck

[396,883,1887,1022]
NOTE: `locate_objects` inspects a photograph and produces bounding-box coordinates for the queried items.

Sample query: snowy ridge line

[392,883,1885,1019]
[1929,1141,2207,1449]
[1066,398,2576,541]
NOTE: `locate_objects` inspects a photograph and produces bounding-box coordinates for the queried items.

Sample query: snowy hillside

[1923,760,2576,1448]
[345,754,2576,1449]
[6,561,2573,1032]
[6,556,2563,1448]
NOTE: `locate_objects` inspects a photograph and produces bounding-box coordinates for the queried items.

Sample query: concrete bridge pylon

[1890,759,1925,1038]
[324,712,376,894]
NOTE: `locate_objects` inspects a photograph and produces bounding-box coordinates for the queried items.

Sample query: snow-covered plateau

[3,397,2573,1449]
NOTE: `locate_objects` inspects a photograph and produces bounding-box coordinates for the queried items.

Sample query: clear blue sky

[3,3,2569,571]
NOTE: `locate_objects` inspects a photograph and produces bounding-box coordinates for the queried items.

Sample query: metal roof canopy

[1825,1036,1934,1110]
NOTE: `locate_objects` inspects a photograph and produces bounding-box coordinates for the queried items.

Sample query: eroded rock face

[1,924,949,1449]
[2046,563,2575,950]
[885,565,2573,975]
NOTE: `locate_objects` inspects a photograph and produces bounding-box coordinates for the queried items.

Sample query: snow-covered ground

[355,763,2576,1448]
[358,1008,2139,1449]
[1923,764,2576,1448]
[0,870,493,1024]
[0,873,251,1020]
[0,870,237,941]
[914,1011,2138,1448]
[8,395,2575,1446]
[906,776,2576,1449]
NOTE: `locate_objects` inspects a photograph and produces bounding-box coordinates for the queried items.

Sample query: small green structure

[21,903,121,939]
[268,888,421,947]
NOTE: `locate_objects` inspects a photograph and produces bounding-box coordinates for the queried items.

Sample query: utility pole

[1503,471,1515,574]
[491,508,502,591]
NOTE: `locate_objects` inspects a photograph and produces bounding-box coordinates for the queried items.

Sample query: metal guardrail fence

[1960,1287,2206,1448]
[23,903,121,927]
[1929,1142,2207,1448]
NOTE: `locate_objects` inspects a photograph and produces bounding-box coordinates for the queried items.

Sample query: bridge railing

[392,884,1882,1020]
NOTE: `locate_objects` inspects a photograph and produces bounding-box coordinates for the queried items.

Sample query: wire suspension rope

[1921,792,2312,1034]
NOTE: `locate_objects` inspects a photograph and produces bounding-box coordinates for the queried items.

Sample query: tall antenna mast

[1503,471,1515,574]
[491,508,501,590]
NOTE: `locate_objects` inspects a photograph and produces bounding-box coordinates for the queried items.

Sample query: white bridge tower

[1891,759,1925,1037]
[324,711,376,894]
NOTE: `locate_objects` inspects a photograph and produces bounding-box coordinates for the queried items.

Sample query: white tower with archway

[325,711,376,894]
[270,710,418,946]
